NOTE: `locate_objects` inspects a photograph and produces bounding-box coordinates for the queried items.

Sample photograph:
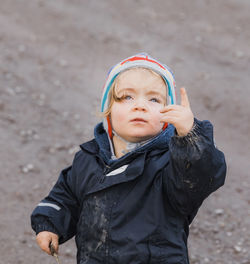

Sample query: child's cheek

[152,105,164,120]
[110,104,127,126]
[151,111,162,126]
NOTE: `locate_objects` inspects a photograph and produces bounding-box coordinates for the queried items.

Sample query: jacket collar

[80,122,175,165]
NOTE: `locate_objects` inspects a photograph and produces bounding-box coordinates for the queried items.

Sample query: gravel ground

[0,1,250,263]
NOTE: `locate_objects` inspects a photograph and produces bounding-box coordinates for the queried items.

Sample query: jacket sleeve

[31,153,81,244]
[164,118,226,216]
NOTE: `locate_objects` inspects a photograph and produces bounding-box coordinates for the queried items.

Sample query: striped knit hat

[101,53,176,139]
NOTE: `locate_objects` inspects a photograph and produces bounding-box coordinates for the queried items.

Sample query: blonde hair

[102,67,167,117]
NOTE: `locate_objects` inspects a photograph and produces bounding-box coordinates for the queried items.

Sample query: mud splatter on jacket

[31,119,226,264]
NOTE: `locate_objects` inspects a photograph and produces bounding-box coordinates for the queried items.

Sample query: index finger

[180,87,190,108]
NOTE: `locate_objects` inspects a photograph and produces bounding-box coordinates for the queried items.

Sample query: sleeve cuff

[32,216,60,236]
[172,118,200,146]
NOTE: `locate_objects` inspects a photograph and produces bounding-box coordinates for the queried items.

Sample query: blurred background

[0,0,249,263]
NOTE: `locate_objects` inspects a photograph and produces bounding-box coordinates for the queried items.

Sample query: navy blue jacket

[31,119,226,264]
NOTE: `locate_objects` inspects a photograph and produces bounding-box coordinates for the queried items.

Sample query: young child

[31,53,226,264]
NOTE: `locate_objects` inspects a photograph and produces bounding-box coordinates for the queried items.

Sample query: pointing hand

[160,87,194,137]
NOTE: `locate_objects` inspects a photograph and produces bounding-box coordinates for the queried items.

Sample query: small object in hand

[49,242,61,264]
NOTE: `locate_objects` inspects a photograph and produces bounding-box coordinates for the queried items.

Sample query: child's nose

[132,99,148,112]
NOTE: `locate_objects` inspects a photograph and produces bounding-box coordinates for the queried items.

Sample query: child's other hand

[36,231,59,255]
[160,87,194,137]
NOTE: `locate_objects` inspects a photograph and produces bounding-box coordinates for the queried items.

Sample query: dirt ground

[0,0,250,263]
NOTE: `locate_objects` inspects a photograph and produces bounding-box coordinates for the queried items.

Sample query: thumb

[180,87,190,108]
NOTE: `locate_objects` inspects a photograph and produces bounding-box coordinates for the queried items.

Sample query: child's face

[110,68,167,143]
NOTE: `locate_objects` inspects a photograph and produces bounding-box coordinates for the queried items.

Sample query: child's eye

[116,94,133,101]
[150,98,160,103]
[123,95,133,100]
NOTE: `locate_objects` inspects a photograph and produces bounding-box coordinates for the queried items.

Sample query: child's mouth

[130,118,147,123]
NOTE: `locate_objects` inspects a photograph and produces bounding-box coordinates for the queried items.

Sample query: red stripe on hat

[121,56,166,70]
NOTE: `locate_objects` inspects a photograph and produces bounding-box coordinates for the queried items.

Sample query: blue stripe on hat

[162,76,175,105]
[101,73,120,112]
